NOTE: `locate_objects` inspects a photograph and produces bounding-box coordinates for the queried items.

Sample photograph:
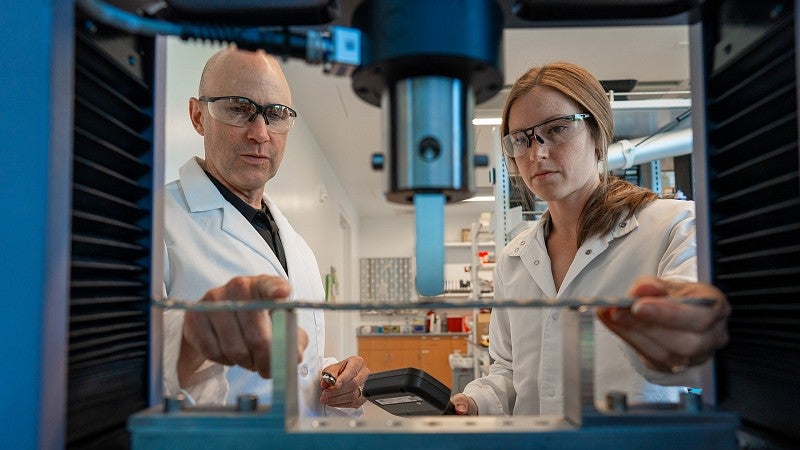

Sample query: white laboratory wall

[359,211,492,257]
[359,210,494,287]
[163,37,360,360]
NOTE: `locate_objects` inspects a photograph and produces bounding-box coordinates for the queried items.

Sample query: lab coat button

[299,365,309,377]
[585,249,592,255]
[533,260,540,265]
[520,241,526,245]
[552,312,559,320]
[619,222,627,228]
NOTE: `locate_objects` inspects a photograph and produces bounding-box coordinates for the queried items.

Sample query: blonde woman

[451,62,730,416]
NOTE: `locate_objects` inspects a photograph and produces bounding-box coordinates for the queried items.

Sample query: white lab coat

[161,157,350,417]
[463,199,705,416]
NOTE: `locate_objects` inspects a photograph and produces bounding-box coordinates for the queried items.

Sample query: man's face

[190,51,293,204]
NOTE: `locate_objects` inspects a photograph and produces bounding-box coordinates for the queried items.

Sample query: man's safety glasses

[501,113,591,158]
[199,96,297,133]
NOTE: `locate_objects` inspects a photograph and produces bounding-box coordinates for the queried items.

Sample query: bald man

[162,47,368,417]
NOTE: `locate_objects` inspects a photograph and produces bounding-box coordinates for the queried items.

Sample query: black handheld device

[362,367,451,416]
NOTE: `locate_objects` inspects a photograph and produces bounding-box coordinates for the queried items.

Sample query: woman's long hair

[502,61,657,246]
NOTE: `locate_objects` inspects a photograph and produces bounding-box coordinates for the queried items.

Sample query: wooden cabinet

[358,334,468,388]
[359,336,419,374]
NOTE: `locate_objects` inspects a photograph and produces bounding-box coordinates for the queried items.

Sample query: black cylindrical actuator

[352,0,503,204]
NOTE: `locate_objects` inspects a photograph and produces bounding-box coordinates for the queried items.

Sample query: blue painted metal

[128,408,740,449]
[0,1,73,448]
[414,193,445,296]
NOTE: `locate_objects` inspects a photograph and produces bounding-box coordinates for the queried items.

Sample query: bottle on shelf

[426,310,436,333]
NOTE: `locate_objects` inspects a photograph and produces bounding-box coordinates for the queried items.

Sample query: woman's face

[508,86,600,207]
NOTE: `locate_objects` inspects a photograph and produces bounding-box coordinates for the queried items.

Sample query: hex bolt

[164,394,185,413]
[680,391,703,413]
[237,393,259,412]
[605,391,628,412]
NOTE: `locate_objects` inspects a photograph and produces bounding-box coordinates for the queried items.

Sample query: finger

[632,295,728,332]
[598,308,714,371]
[336,356,367,383]
[631,299,710,332]
[211,310,258,372]
[628,276,716,300]
[204,280,260,370]
[233,309,272,377]
[219,276,291,375]
[627,276,669,297]
[183,310,233,365]
[450,393,476,415]
[254,275,291,300]
[322,357,367,394]
[320,357,369,407]
[598,309,677,371]
[632,277,727,303]
[631,301,727,358]
[184,285,243,367]
[320,384,364,407]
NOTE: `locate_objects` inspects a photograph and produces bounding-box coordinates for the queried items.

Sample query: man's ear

[189,98,205,136]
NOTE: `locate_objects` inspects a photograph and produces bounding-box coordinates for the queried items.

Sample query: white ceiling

[279,22,690,219]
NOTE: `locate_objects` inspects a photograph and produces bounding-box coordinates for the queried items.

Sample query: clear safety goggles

[502,113,591,158]
[199,95,297,133]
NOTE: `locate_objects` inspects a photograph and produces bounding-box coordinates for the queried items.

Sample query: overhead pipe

[606,127,692,170]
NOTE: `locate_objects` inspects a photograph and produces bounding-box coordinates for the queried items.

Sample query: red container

[447,316,463,332]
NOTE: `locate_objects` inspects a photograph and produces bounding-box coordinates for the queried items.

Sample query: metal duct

[607,127,692,170]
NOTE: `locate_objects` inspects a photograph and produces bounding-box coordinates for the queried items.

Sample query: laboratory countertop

[356,332,470,337]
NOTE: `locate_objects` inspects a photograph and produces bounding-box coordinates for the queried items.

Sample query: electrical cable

[76,0,311,60]
[634,107,692,148]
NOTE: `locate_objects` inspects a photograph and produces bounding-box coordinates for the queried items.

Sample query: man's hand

[178,275,308,387]
[319,355,370,408]
[597,276,730,373]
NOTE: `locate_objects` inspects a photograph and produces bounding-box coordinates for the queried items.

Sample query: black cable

[634,107,692,148]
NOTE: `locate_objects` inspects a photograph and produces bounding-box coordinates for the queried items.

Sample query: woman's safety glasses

[502,113,591,158]
[199,96,297,133]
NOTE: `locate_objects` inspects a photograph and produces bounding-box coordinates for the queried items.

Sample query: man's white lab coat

[161,157,342,417]
[463,199,705,416]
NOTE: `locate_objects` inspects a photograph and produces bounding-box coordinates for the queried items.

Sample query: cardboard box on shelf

[475,311,491,345]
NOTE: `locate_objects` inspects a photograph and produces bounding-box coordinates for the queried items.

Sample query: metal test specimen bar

[153,297,715,312]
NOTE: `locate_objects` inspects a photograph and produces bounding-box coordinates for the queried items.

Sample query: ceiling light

[463,195,496,202]
[472,118,502,126]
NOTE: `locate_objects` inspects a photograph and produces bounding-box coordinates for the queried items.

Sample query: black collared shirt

[204,170,288,274]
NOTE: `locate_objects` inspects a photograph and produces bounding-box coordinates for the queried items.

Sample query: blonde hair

[502,61,657,246]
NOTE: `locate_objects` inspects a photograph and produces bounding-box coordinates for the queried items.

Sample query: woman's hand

[448,393,479,415]
[597,276,730,373]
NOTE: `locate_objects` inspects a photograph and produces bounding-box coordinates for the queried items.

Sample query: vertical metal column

[269,309,299,423]
[650,159,663,195]
[0,2,74,449]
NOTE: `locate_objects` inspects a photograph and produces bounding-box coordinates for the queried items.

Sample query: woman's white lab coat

[463,199,705,416]
[161,157,343,417]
